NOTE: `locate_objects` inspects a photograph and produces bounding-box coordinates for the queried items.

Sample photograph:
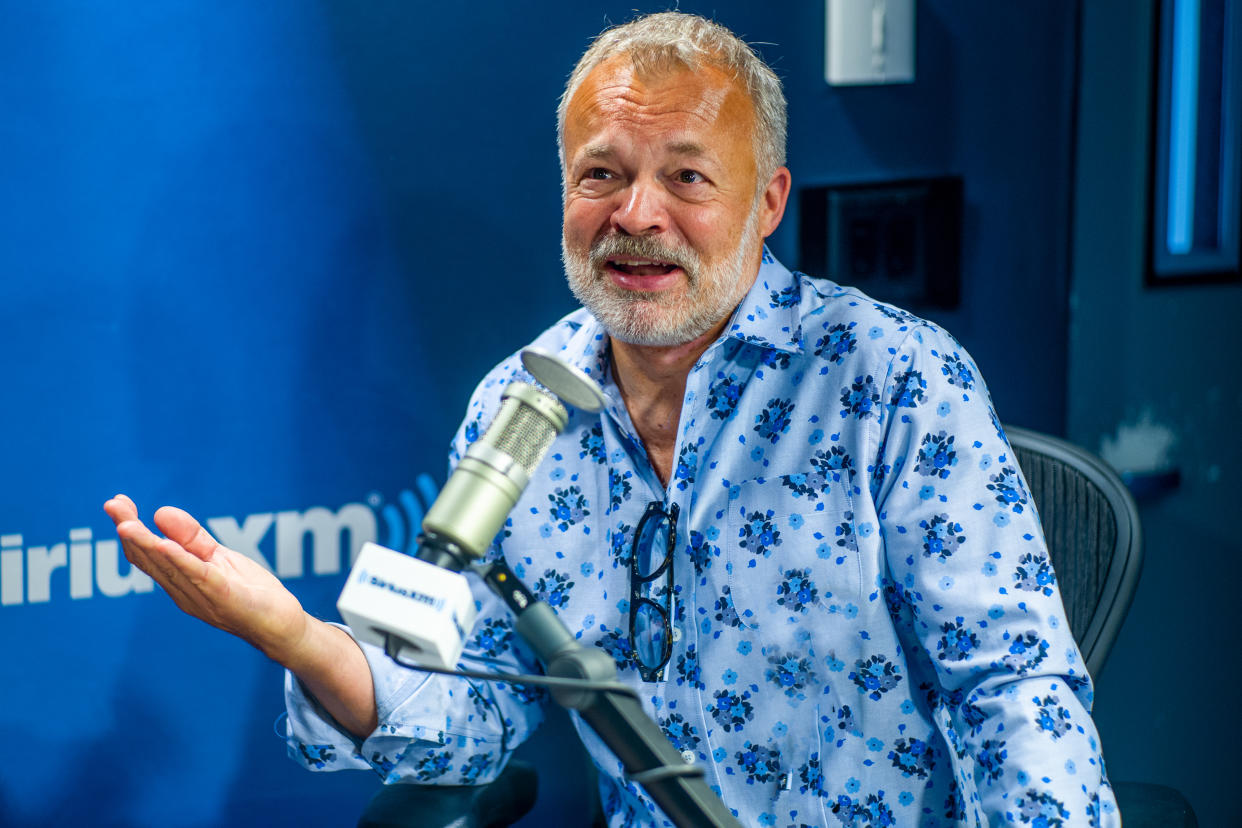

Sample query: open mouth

[606,258,680,276]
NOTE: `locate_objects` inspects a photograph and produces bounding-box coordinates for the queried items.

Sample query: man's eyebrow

[667,141,707,157]
[580,144,615,161]
[577,141,711,161]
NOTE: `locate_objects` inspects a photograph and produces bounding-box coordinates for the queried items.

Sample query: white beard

[562,199,762,347]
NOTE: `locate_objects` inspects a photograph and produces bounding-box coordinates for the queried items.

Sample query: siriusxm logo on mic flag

[0,474,440,608]
[338,542,477,669]
[355,568,447,612]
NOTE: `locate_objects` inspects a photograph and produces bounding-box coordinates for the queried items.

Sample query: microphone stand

[418,538,743,828]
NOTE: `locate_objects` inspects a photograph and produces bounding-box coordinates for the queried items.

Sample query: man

[106,12,1118,827]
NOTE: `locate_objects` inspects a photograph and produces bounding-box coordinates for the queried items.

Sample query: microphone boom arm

[386,351,741,825]
[477,558,744,828]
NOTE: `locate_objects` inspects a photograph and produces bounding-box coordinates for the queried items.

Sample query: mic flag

[337,542,476,669]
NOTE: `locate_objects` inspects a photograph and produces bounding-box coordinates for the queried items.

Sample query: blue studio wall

[1,3,1082,825]
[1068,1,1238,824]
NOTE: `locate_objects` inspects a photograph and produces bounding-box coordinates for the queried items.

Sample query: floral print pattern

[285,253,1116,827]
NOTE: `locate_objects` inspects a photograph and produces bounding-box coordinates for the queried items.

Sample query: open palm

[104,494,308,661]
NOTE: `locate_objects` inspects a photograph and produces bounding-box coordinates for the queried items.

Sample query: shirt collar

[721,247,805,355]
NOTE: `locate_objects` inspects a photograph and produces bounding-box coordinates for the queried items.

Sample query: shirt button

[681,750,695,764]
[671,626,683,642]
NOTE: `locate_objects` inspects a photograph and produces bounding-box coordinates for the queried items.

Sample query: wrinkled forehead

[563,54,757,155]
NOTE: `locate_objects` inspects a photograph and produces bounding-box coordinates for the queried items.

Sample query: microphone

[337,348,606,669]
[419,381,569,570]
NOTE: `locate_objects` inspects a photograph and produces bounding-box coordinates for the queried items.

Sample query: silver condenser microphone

[336,348,605,668]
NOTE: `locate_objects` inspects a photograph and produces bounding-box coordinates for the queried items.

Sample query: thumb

[153,506,220,561]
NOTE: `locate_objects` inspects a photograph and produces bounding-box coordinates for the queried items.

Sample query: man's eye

[586,168,613,180]
[676,169,705,184]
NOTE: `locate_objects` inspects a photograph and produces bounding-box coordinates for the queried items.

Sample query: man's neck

[609,319,728,488]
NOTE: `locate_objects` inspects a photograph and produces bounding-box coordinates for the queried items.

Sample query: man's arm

[871,326,1119,825]
[104,494,378,739]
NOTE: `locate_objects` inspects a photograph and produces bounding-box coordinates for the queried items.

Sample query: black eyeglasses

[629,500,679,682]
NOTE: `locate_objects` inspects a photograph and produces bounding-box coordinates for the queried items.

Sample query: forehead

[563,55,756,162]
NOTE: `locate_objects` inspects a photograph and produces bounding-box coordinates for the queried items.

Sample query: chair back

[1005,425,1143,678]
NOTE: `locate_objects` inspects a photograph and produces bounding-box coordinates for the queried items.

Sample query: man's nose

[610,178,668,236]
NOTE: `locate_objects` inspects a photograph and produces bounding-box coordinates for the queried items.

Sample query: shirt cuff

[281,623,513,784]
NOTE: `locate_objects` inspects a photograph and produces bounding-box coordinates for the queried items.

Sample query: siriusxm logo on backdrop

[0,475,440,607]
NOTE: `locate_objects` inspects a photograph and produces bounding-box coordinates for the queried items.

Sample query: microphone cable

[383,633,642,701]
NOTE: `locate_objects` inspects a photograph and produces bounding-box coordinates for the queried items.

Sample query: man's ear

[759,166,792,238]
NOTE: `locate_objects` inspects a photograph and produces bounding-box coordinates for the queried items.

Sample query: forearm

[274,614,378,740]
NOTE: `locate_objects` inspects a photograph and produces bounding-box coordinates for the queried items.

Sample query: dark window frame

[1146,0,1242,286]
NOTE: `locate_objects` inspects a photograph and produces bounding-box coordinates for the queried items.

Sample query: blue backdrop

[0,2,1085,825]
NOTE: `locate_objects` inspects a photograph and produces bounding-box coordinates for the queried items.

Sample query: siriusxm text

[358,569,446,612]
[3,500,385,607]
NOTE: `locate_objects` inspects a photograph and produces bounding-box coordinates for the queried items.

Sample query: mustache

[588,234,698,276]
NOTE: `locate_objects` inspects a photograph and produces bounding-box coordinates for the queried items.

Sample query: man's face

[561,57,778,347]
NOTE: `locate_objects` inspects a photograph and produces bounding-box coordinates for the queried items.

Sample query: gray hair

[556,11,787,186]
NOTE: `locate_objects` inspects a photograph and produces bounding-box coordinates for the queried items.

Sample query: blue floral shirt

[286,252,1118,827]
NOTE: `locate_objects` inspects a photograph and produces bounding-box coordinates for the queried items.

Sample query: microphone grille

[485,383,566,476]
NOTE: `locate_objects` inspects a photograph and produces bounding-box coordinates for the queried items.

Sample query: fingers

[103,494,139,525]
[113,516,191,580]
[153,506,220,562]
[101,496,296,645]
[113,514,226,617]
[104,497,208,581]
[104,498,216,561]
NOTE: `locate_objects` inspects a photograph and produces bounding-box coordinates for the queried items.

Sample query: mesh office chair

[1006,425,1195,827]
[1005,425,1142,678]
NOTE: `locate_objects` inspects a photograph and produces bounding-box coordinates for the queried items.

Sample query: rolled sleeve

[283,581,547,785]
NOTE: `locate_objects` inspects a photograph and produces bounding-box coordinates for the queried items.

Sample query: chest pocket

[715,474,862,635]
